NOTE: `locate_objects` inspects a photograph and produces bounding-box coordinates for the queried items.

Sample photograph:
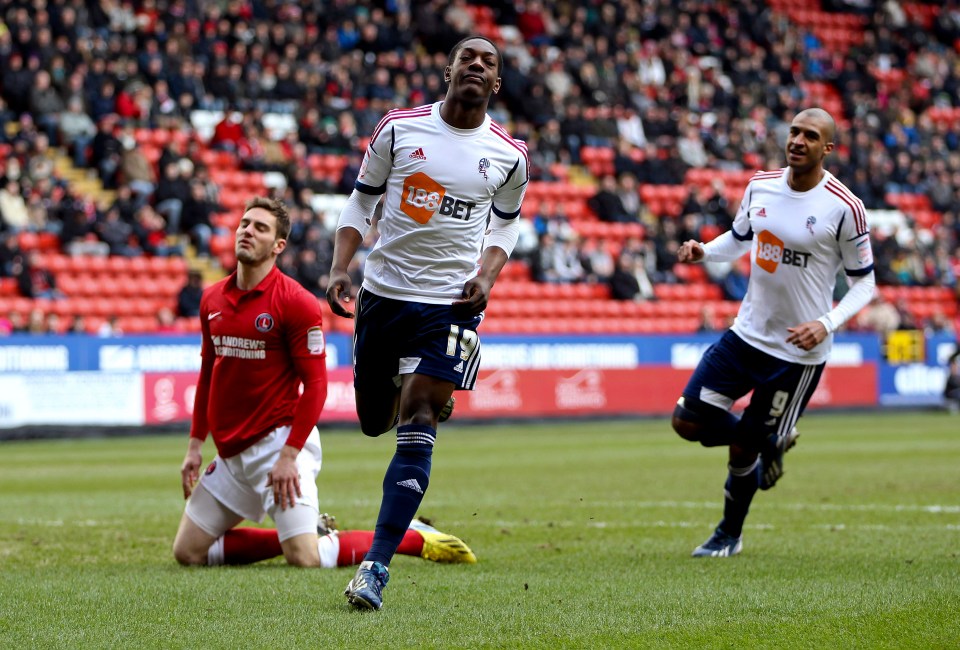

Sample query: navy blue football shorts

[352,288,483,393]
[681,330,825,443]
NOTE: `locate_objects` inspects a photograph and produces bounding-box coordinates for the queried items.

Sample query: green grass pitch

[1,412,957,649]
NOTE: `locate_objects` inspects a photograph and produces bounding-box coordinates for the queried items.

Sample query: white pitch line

[593,500,960,514]
[12,519,123,527]
[624,521,956,532]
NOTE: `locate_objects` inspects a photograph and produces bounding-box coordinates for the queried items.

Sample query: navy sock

[718,460,760,538]
[365,424,435,565]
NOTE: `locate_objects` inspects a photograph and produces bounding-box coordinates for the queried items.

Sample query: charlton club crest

[255,313,275,332]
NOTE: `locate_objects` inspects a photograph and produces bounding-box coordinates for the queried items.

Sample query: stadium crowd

[0,0,959,336]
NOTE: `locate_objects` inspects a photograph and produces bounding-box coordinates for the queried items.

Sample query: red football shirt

[190,266,327,458]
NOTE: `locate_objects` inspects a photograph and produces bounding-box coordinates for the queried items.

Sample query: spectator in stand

[150,79,183,129]
[721,257,750,302]
[89,114,123,188]
[588,175,633,223]
[119,130,157,210]
[69,316,88,335]
[517,1,555,47]
[632,248,657,301]
[237,121,268,172]
[610,251,654,302]
[134,205,181,257]
[558,102,589,165]
[0,233,21,276]
[157,141,186,178]
[0,313,13,336]
[23,190,56,235]
[697,304,719,333]
[579,238,615,284]
[59,97,97,168]
[28,70,64,143]
[532,201,575,241]
[98,315,123,337]
[153,160,190,235]
[180,181,217,256]
[155,306,178,333]
[890,247,927,287]
[336,152,363,196]
[2,54,33,115]
[110,184,140,225]
[616,173,642,221]
[45,312,65,335]
[26,308,48,335]
[925,309,956,337]
[15,252,62,300]
[115,81,146,123]
[692,180,734,229]
[0,97,15,139]
[293,247,326,297]
[176,270,204,319]
[857,294,901,334]
[894,298,920,331]
[210,109,246,152]
[192,163,223,208]
[9,311,27,334]
[651,219,681,284]
[0,179,30,231]
[95,205,141,257]
[26,133,56,186]
[680,185,707,216]
[617,106,648,149]
[11,114,42,160]
[535,233,586,284]
[88,78,119,123]
[59,207,106,256]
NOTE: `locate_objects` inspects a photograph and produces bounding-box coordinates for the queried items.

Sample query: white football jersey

[355,102,528,303]
[725,168,874,364]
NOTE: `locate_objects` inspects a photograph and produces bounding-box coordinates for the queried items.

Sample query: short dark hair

[448,35,502,76]
[244,196,291,241]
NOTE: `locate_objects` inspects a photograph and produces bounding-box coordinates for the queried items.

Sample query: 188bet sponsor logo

[401,172,476,224]
[756,231,811,273]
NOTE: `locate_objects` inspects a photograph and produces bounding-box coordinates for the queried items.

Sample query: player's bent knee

[358,418,392,437]
[356,404,398,437]
[672,399,704,442]
[284,552,321,568]
[281,534,321,568]
[672,415,702,442]
[172,540,207,566]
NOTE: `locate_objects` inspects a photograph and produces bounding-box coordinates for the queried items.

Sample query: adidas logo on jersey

[756,207,767,217]
[397,478,424,494]
[409,147,426,161]
[453,361,464,372]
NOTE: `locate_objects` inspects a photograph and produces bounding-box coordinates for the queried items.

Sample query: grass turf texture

[0,412,957,649]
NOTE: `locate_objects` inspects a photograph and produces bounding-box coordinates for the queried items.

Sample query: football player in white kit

[673,108,877,557]
[326,35,527,609]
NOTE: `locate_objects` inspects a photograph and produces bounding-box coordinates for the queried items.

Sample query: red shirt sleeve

[281,289,328,450]
[189,291,214,442]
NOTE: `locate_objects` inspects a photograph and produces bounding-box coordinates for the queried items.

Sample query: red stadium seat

[210,233,234,256]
